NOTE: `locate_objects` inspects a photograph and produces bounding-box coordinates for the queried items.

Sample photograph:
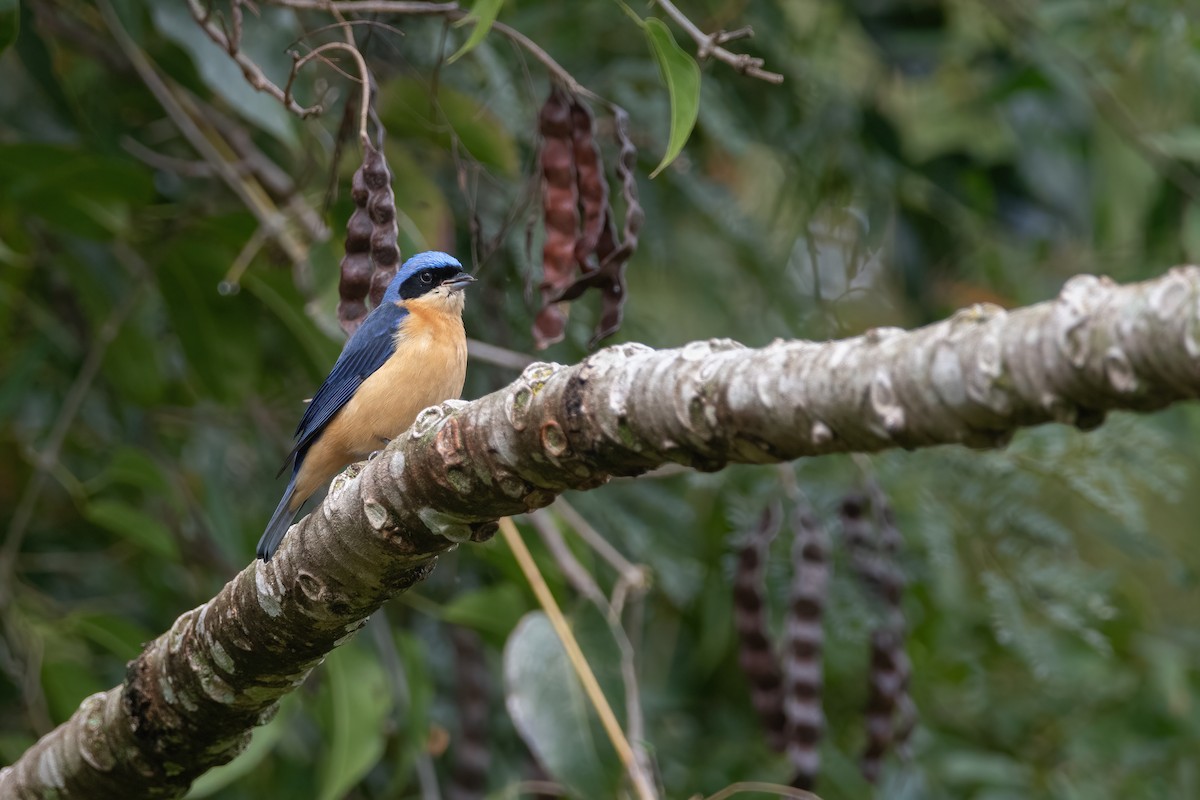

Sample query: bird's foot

[368,438,392,461]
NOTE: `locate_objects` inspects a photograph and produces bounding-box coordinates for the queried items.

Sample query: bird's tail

[257,475,298,562]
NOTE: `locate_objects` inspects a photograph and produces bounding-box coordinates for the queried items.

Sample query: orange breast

[291,300,467,507]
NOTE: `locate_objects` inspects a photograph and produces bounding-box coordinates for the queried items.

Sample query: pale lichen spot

[37,745,66,790]
[363,498,390,530]
[417,507,474,543]
[1103,346,1138,393]
[254,564,283,618]
[210,640,235,674]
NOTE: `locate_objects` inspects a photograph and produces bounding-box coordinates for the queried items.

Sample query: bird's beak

[442,271,477,291]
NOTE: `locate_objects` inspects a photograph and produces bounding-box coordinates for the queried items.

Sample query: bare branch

[651,0,784,84]
[185,0,319,117]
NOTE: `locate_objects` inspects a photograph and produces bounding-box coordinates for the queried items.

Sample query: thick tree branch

[3,268,1199,798]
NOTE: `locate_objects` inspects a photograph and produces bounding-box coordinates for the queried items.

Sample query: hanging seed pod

[337,159,375,335]
[534,86,579,349]
[570,98,608,269]
[362,144,401,309]
[783,505,830,790]
[448,626,491,800]
[870,486,915,755]
[861,628,901,784]
[554,108,643,345]
[840,490,912,784]
[733,504,786,751]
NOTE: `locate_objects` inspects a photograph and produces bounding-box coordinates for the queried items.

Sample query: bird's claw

[368,437,392,461]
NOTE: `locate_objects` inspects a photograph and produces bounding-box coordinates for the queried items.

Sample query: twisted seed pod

[448,626,491,800]
[362,144,401,309]
[733,504,786,751]
[534,86,579,349]
[337,159,375,335]
[861,628,901,784]
[783,505,830,790]
[870,487,914,755]
[554,107,643,346]
[570,98,607,269]
[840,491,911,784]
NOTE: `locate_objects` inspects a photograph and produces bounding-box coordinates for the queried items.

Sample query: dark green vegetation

[3,1,1200,798]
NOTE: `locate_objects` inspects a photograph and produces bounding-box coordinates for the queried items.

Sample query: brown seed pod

[553,107,643,346]
[534,86,579,349]
[840,490,912,784]
[337,160,376,335]
[570,98,608,269]
[783,505,830,790]
[448,626,491,800]
[870,486,915,756]
[733,504,786,751]
[362,144,400,310]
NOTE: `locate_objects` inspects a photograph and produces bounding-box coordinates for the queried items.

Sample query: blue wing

[281,302,407,474]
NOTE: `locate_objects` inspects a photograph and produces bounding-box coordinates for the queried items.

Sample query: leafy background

[2,0,1200,798]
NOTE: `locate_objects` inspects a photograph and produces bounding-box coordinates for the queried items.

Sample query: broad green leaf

[41,659,106,723]
[643,18,701,178]
[440,582,528,640]
[69,613,151,660]
[447,0,504,64]
[0,0,18,55]
[151,4,297,146]
[0,144,153,238]
[1145,128,1200,162]
[503,612,621,797]
[317,644,392,800]
[186,698,295,798]
[84,499,180,561]
[1184,201,1200,263]
[87,447,172,497]
[378,78,519,175]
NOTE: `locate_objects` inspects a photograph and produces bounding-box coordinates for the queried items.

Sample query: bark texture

[3,267,1200,798]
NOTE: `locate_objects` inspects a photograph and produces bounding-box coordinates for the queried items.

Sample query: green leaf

[1145,128,1200,162]
[41,659,106,723]
[503,612,621,797]
[87,447,172,497]
[440,583,528,640]
[186,697,296,798]
[1184,201,1200,263]
[447,0,504,64]
[378,77,520,175]
[643,18,701,178]
[69,613,152,660]
[151,4,297,146]
[317,644,392,800]
[0,0,18,55]
[84,499,180,561]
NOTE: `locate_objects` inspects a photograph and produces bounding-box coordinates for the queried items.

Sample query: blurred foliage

[2,0,1200,798]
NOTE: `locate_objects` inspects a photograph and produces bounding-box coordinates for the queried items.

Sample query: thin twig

[466,338,536,370]
[651,0,784,84]
[498,518,658,800]
[0,245,147,591]
[259,0,604,102]
[290,41,373,146]
[528,511,607,607]
[552,498,650,602]
[100,0,311,272]
[701,781,821,800]
[369,613,442,800]
[185,0,319,116]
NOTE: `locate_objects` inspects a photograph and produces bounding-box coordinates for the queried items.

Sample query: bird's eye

[420,271,433,284]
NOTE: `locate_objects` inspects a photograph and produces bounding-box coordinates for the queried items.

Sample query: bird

[256,251,475,561]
